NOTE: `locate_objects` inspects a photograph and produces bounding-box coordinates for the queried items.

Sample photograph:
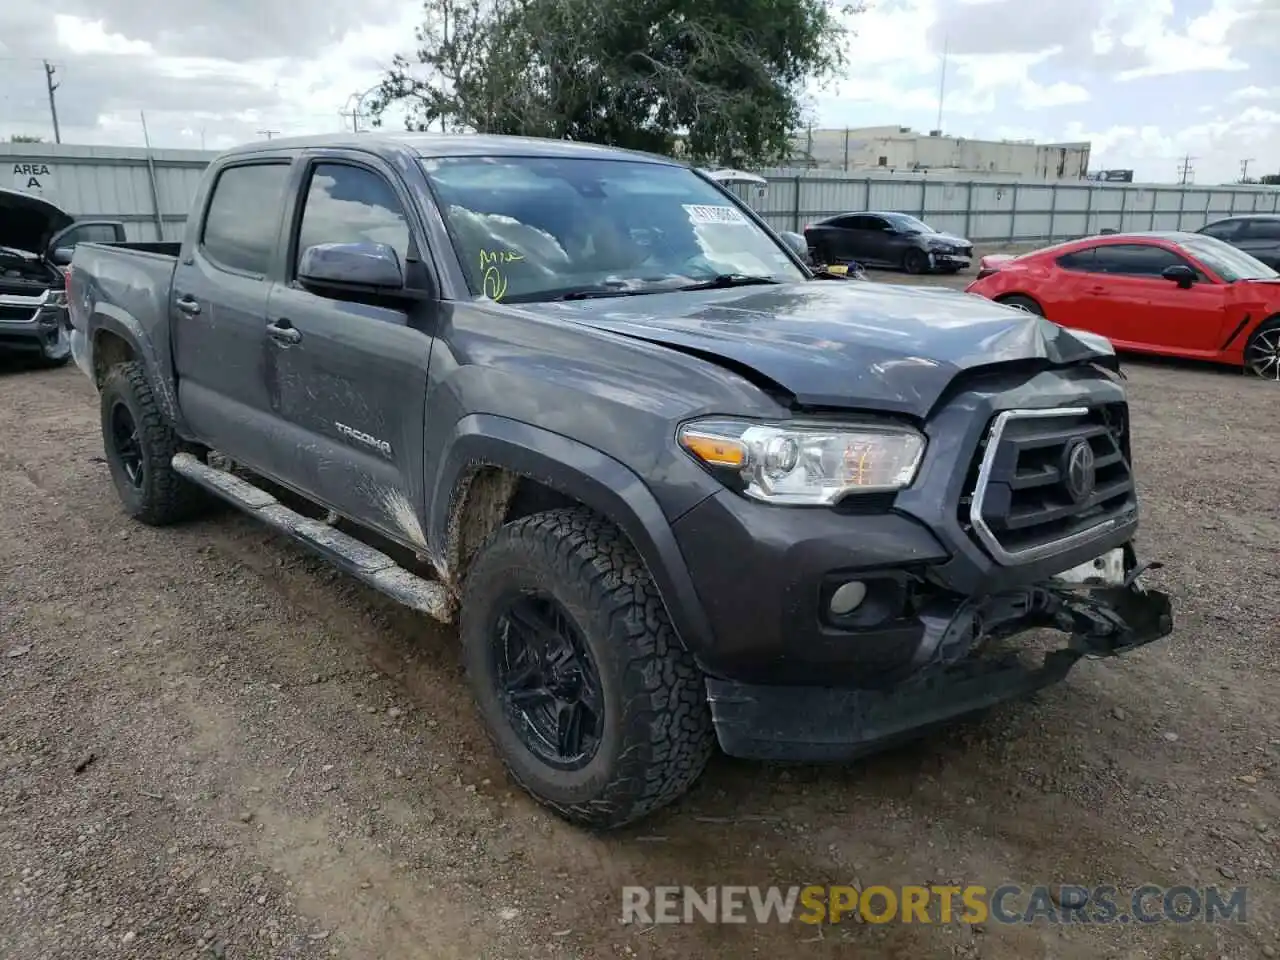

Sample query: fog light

[829,581,867,616]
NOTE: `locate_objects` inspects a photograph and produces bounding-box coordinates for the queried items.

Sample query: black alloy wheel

[490,591,604,771]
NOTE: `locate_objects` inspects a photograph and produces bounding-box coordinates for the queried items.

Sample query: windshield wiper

[676,274,782,292]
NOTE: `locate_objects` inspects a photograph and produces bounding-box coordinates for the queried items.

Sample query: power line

[1177,154,1196,185]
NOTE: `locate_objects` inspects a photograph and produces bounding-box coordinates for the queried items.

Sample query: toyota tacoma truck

[66,133,1173,829]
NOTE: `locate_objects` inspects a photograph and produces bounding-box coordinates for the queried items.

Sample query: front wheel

[460,507,715,829]
[903,249,930,274]
[1245,318,1280,381]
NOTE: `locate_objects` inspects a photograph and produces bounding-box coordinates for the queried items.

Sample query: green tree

[1260,173,1280,186]
[369,0,857,166]
[7,134,45,143]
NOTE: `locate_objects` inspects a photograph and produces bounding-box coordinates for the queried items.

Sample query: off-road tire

[460,507,716,829]
[100,361,208,525]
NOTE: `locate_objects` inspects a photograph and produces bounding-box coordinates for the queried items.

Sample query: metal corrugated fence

[1,143,217,242]
[728,169,1280,244]
[4,144,1278,246]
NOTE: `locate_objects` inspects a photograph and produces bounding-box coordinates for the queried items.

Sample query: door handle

[176,295,201,316]
[266,319,302,344]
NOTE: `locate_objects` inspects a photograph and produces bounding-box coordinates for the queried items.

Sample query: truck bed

[67,242,180,389]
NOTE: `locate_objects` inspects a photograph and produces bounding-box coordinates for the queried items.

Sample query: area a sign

[12,162,53,194]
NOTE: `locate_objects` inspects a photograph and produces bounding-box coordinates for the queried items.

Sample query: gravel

[2,312,1279,958]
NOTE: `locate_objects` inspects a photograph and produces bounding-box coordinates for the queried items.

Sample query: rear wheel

[903,249,929,274]
[460,507,715,829]
[1245,318,1280,381]
[100,361,209,525]
[996,294,1044,316]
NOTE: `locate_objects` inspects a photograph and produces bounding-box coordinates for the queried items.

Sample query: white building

[787,126,1092,180]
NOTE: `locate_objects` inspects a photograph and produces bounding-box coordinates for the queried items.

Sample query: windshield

[884,213,936,234]
[421,156,807,302]
[1178,234,1279,282]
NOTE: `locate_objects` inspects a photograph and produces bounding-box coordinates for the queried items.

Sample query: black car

[0,187,126,365]
[1196,214,1280,270]
[804,211,973,274]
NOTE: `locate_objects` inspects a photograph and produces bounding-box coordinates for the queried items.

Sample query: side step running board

[171,453,453,622]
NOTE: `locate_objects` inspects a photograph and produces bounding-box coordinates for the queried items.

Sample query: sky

[0,0,1277,185]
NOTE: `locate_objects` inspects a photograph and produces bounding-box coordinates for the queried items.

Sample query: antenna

[935,36,948,136]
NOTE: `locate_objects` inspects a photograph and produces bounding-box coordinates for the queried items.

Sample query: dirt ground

[2,278,1279,959]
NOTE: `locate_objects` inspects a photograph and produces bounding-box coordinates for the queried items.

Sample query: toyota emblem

[1063,439,1096,503]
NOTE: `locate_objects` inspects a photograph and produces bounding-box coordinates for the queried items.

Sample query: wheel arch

[429,414,716,654]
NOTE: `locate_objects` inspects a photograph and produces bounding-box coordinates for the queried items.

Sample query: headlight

[677,418,926,505]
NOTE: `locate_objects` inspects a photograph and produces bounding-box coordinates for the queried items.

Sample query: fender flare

[86,306,180,425]
[430,413,716,654]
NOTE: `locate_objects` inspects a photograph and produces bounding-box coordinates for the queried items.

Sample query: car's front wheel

[1246,318,1280,381]
[903,248,930,274]
[460,507,715,829]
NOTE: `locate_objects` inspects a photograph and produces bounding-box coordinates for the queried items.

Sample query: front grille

[0,304,37,324]
[959,405,1136,562]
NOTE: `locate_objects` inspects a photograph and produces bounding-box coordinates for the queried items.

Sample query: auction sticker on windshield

[684,204,749,225]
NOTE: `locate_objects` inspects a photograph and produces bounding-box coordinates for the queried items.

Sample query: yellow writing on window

[479,248,524,301]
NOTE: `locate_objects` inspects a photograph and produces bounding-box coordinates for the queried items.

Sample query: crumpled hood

[925,232,972,247]
[549,280,1115,417]
[0,187,73,256]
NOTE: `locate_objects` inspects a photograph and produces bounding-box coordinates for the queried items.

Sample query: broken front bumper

[705,574,1173,762]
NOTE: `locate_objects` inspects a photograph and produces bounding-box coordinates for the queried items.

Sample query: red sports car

[964,231,1280,380]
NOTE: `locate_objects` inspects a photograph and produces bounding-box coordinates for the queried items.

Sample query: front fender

[430,413,716,654]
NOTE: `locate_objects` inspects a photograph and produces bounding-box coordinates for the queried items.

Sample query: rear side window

[201,163,291,275]
[1242,219,1280,241]
[1056,247,1097,271]
[1200,220,1240,241]
[1092,243,1190,277]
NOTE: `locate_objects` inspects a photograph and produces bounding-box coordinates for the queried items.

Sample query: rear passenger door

[261,155,437,551]
[171,160,293,467]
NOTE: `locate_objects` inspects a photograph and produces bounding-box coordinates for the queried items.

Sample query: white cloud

[1228,85,1280,102]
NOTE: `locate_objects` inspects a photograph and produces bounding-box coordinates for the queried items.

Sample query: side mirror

[1161,264,1196,288]
[298,241,405,292]
[779,231,810,262]
[50,247,74,267]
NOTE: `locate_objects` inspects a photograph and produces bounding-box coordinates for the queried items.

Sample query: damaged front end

[706,550,1173,763]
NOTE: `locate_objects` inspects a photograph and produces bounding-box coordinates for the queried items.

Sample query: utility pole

[43,60,61,144]
[257,129,280,140]
[1177,154,1196,185]
[1240,158,1256,182]
[935,35,948,135]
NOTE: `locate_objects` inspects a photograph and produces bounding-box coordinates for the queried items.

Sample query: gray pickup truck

[67,133,1173,829]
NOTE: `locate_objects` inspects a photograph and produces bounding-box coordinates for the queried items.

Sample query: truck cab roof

[219,132,681,166]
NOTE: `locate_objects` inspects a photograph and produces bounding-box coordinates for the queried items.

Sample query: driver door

[261,154,438,550]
